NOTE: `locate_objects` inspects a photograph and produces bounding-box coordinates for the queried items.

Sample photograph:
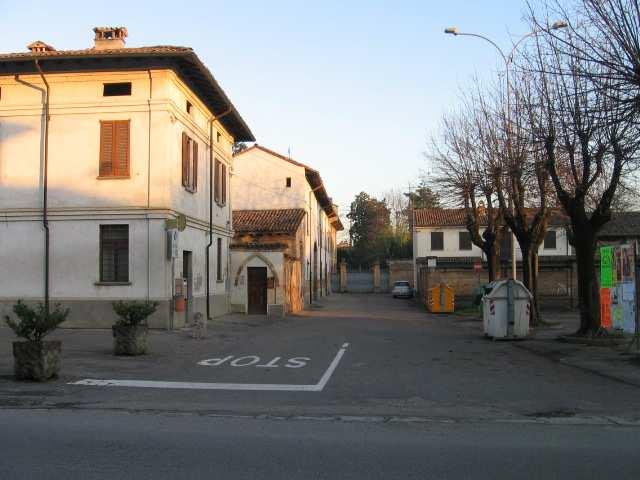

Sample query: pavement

[2,293,640,424]
[4,294,640,479]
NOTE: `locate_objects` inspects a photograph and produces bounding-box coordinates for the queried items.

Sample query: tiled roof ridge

[233,208,307,234]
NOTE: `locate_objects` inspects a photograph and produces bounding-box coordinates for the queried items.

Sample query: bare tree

[523,9,640,334]
[475,78,553,325]
[430,99,504,282]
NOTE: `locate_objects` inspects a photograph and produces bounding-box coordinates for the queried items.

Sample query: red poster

[600,288,612,328]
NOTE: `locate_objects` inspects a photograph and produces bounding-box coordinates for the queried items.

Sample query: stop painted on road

[197,355,311,368]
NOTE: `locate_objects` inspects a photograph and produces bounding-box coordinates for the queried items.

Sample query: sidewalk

[454,310,640,388]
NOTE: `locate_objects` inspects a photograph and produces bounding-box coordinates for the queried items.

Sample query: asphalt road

[2,409,639,480]
[2,294,640,421]
[3,294,640,478]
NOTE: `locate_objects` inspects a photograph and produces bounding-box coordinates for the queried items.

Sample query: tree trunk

[520,244,539,327]
[531,251,540,325]
[486,249,496,282]
[573,229,599,335]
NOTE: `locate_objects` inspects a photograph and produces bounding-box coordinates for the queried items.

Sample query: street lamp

[444,21,568,280]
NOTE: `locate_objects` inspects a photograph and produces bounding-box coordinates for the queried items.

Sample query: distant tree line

[339,184,441,268]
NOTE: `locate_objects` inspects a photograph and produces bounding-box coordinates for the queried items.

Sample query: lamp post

[444,21,567,280]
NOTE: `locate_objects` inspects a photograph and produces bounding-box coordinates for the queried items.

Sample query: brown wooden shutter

[113,120,130,177]
[214,159,220,203]
[182,132,189,187]
[99,121,114,176]
[221,163,227,205]
[192,141,198,191]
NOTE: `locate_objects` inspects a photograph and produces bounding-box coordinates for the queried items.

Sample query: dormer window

[103,82,131,97]
[186,101,193,115]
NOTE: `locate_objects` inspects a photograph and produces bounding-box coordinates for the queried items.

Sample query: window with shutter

[431,232,444,251]
[181,132,198,193]
[458,231,472,250]
[192,141,198,191]
[99,225,129,283]
[182,132,189,188]
[214,159,221,203]
[99,120,130,178]
[544,230,557,249]
[221,163,227,205]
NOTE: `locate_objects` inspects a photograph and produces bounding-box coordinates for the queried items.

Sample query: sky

[0,0,536,223]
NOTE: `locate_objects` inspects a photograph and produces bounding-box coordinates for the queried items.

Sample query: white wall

[414,226,572,260]
[0,69,237,317]
[232,147,339,296]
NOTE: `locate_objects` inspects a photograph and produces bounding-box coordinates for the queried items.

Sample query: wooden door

[247,267,268,314]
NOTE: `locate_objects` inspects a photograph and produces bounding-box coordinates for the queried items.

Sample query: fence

[331,263,390,293]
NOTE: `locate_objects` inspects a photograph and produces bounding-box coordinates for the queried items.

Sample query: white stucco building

[230,145,343,313]
[0,27,254,328]
[411,208,575,300]
[412,208,572,263]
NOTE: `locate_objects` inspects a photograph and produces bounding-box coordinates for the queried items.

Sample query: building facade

[0,27,254,328]
[412,208,576,303]
[231,145,343,312]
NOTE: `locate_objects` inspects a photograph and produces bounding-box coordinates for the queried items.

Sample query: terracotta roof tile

[598,212,640,238]
[233,209,306,235]
[413,208,568,228]
[234,144,344,231]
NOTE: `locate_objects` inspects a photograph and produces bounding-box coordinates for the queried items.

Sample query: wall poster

[600,243,637,333]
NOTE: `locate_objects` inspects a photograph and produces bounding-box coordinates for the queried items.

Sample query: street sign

[165,214,187,232]
[427,258,437,269]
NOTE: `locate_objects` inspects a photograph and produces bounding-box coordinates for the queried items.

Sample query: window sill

[184,187,197,194]
[216,280,224,284]
[97,176,131,180]
[94,281,132,286]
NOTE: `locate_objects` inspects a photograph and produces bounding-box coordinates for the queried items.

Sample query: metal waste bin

[482,279,531,338]
[427,283,455,313]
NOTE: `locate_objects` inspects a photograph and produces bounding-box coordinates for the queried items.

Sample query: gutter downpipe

[206,107,233,321]
[34,60,50,314]
[147,70,152,303]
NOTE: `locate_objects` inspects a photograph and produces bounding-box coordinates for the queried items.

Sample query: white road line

[69,343,349,392]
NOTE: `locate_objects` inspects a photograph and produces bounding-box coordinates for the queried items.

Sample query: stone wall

[388,260,415,287]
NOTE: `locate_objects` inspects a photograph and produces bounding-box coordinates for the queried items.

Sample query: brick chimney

[93,26,128,50]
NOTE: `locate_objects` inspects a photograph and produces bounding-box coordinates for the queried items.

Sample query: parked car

[391,281,413,298]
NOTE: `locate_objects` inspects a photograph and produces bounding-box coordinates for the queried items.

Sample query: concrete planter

[112,325,148,356]
[12,340,61,381]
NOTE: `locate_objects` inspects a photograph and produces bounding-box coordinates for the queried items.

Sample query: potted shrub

[112,300,158,356]
[4,301,69,381]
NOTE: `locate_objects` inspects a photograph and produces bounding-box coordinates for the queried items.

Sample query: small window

[103,82,132,97]
[286,177,292,188]
[100,225,129,282]
[544,230,557,249]
[186,101,193,114]
[216,131,221,143]
[431,232,444,251]
[216,238,223,281]
[459,231,472,250]
[0,86,2,100]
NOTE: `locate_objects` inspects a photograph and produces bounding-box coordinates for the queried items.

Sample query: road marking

[197,355,311,368]
[69,343,349,392]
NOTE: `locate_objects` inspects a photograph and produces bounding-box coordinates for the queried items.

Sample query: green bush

[112,301,158,327]
[4,301,69,342]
